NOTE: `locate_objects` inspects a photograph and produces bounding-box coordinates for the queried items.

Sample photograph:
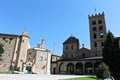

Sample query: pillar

[82,61,85,75]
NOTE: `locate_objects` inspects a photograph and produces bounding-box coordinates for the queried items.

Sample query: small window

[39,56,43,61]
[71,55,73,58]
[99,26,103,30]
[71,45,73,49]
[93,33,97,39]
[93,27,97,31]
[66,46,68,50]
[98,20,102,24]
[92,21,96,25]
[69,39,72,43]
[28,58,30,60]
[29,53,31,55]
[10,38,13,40]
[100,32,104,38]
[94,42,97,47]
[101,42,104,46]
[3,37,6,40]
[82,53,86,58]
[22,40,24,43]
[20,60,23,62]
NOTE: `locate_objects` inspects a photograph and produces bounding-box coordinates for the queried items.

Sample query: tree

[0,42,4,60]
[96,62,111,80]
[102,31,120,79]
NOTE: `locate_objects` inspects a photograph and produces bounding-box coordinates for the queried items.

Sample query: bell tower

[89,12,107,57]
[16,30,30,71]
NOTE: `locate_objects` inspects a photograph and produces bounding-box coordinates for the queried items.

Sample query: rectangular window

[93,27,97,31]
[71,45,73,49]
[101,42,104,46]
[99,26,103,30]
[98,20,102,24]
[94,33,97,39]
[66,46,68,50]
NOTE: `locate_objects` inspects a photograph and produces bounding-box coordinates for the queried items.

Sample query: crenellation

[88,12,105,19]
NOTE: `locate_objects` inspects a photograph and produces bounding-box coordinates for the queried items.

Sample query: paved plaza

[0,74,88,80]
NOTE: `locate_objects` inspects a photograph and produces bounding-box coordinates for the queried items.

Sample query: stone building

[1,12,120,75]
[25,40,51,74]
[54,12,106,75]
[0,30,30,72]
[89,12,107,57]
[51,54,60,74]
[0,30,53,74]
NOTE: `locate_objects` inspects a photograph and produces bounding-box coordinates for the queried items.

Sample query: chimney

[41,39,44,48]
[37,43,41,48]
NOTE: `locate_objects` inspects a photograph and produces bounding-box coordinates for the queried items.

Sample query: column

[82,61,85,75]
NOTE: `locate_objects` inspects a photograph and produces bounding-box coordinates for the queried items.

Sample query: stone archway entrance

[67,63,74,74]
[59,63,66,74]
[85,62,93,75]
[26,66,32,73]
[75,62,83,75]
[94,62,101,74]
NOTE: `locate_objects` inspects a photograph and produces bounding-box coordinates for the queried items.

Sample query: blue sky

[0,0,120,56]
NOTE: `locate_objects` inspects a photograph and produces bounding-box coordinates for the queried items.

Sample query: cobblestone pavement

[0,74,88,80]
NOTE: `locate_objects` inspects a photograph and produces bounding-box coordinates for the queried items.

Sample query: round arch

[59,63,66,74]
[94,62,101,73]
[85,62,93,75]
[67,63,74,74]
[75,62,83,75]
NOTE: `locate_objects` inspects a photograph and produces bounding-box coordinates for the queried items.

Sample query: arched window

[39,56,43,61]
[94,42,97,47]
[82,53,86,58]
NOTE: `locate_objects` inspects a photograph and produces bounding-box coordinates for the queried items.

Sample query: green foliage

[0,42,4,54]
[62,76,97,80]
[10,65,19,71]
[0,71,12,74]
[0,42,4,60]
[96,62,111,80]
[102,31,120,79]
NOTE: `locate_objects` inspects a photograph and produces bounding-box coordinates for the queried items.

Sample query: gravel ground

[0,74,88,80]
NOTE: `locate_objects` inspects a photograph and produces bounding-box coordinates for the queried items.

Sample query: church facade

[54,12,107,75]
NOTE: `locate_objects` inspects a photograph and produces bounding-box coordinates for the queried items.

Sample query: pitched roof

[63,36,79,44]
[20,30,29,38]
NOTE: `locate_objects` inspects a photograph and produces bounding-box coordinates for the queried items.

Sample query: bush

[96,62,111,80]
[10,65,19,71]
